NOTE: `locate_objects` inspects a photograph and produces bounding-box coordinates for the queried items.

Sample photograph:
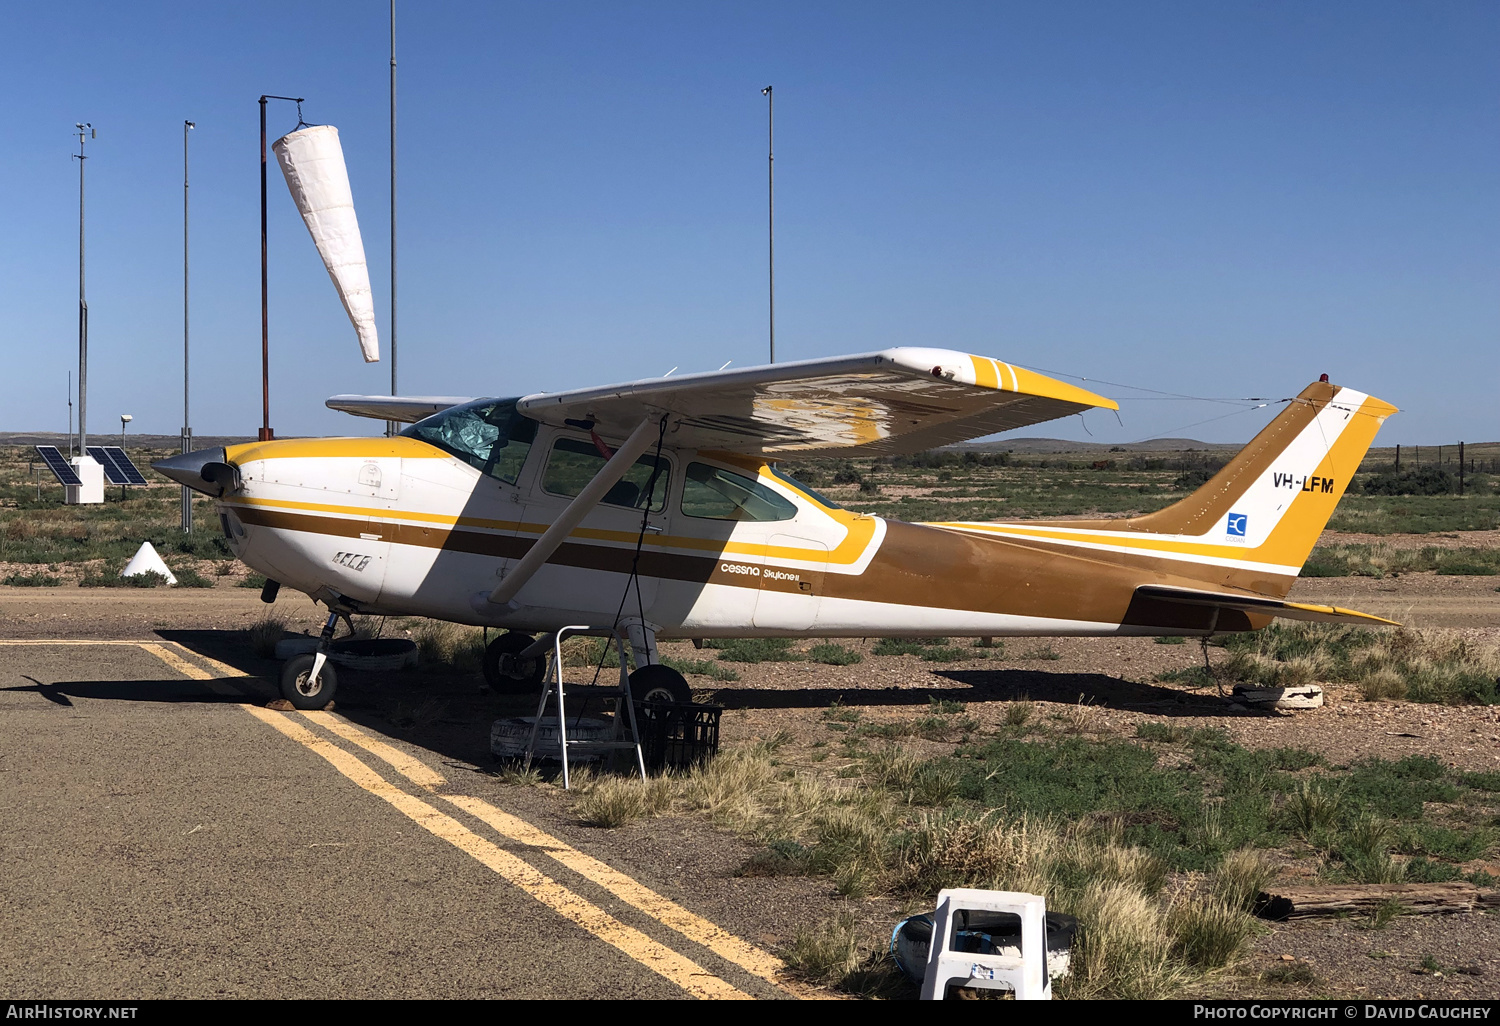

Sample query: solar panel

[86,446,148,486]
[85,446,124,484]
[103,446,149,486]
[35,445,83,487]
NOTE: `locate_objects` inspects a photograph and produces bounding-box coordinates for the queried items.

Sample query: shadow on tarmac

[2,678,249,705]
[143,628,1245,775]
[705,668,1237,717]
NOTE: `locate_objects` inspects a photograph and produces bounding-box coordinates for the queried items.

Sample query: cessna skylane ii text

[154,348,1397,710]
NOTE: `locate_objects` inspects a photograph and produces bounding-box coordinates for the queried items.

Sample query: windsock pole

[258,94,304,442]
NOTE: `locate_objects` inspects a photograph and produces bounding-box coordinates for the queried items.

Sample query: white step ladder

[920,889,1052,1000]
[520,625,647,790]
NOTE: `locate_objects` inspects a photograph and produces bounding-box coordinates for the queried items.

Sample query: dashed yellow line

[242,706,751,1000]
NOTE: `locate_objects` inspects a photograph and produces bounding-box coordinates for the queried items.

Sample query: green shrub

[2,571,61,587]
[661,656,739,681]
[171,566,215,588]
[807,643,862,666]
[708,638,802,663]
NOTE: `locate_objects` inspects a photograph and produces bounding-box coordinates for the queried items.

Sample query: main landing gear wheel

[483,632,546,694]
[280,653,339,710]
[630,664,692,707]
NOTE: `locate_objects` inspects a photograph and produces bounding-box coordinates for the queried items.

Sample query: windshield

[768,465,844,510]
[401,398,538,483]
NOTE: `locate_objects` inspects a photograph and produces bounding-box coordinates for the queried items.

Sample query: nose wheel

[280,653,340,710]
[277,609,343,710]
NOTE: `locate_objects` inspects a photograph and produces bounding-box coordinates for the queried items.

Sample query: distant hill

[947,437,1241,455]
[0,431,259,449]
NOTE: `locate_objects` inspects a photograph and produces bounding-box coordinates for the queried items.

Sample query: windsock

[272,124,380,362]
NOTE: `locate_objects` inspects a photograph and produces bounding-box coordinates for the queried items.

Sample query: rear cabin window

[541,437,671,512]
[401,398,538,484]
[680,463,797,522]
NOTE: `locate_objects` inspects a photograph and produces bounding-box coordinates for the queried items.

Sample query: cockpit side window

[401,399,538,484]
[681,462,798,522]
[541,437,671,513]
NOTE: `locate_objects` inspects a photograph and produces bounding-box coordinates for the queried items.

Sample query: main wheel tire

[629,664,692,707]
[483,632,546,694]
[280,653,339,710]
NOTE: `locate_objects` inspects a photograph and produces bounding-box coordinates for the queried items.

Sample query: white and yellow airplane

[154,348,1398,710]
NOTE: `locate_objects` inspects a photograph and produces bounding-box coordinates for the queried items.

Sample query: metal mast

[182,119,195,532]
[761,87,774,364]
[390,0,399,434]
[73,123,91,452]
[259,94,303,442]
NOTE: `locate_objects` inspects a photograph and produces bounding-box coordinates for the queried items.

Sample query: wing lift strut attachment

[473,414,664,616]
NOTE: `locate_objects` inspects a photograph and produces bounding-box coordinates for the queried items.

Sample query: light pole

[182,120,194,532]
[761,86,774,364]
[260,94,305,442]
[73,123,93,452]
[119,415,132,501]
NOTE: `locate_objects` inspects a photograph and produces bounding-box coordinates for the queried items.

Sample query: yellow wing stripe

[969,355,999,389]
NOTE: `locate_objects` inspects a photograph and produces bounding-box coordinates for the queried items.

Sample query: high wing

[325,395,477,423]
[1134,585,1401,627]
[514,348,1117,457]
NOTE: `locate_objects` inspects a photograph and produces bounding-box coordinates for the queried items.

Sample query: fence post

[1458,441,1464,495]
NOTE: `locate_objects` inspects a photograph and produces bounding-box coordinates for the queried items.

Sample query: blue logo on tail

[1227,513,1248,538]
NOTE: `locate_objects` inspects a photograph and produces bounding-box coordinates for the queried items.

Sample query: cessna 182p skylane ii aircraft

[154,347,1397,712]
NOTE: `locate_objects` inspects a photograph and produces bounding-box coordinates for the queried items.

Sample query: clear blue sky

[1,1,1495,445]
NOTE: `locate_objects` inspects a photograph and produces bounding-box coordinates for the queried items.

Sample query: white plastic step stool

[920,888,1052,1000]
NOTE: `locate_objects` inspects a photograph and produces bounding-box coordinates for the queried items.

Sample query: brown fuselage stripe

[232,505,1271,630]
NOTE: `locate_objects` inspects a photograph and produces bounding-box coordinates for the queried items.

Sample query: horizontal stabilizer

[326,395,477,424]
[1135,585,1400,627]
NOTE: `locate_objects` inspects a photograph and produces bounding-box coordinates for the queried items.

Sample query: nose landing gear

[278,610,343,710]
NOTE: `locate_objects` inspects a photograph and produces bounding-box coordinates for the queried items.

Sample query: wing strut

[483,416,660,611]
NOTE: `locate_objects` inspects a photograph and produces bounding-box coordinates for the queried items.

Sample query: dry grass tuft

[782,908,864,985]
[1166,893,1257,970]
[1213,849,1276,912]
[1061,879,1181,999]
[576,775,674,827]
[247,615,287,658]
[410,620,487,671]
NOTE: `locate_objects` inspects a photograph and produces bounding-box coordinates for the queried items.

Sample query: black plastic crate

[633,701,722,771]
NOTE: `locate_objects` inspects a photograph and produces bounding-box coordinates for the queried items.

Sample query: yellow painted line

[243,706,752,1000]
[0,639,166,645]
[293,712,803,996]
[300,710,446,791]
[167,643,254,679]
[137,643,243,697]
[139,642,213,678]
[443,794,805,998]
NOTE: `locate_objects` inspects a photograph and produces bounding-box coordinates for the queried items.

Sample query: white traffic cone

[121,542,178,586]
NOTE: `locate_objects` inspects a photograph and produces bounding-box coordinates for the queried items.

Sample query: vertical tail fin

[1078,380,1397,591]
